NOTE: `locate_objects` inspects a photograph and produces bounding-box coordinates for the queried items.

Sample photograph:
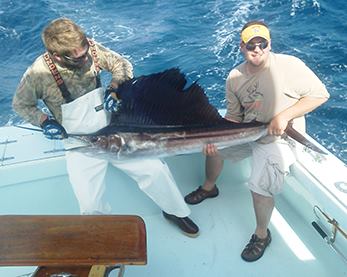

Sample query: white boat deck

[0,125,347,276]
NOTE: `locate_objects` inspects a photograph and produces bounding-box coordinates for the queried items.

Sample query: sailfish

[75,68,325,159]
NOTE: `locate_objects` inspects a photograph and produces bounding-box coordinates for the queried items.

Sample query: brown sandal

[241,229,271,262]
[184,185,219,205]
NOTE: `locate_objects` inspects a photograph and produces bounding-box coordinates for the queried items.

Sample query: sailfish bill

[284,124,326,154]
[73,68,326,159]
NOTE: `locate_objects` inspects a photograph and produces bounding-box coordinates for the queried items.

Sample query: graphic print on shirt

[243,81,263,120]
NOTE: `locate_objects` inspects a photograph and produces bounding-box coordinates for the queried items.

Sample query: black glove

[104,86,121,112]
[41,117,68,140]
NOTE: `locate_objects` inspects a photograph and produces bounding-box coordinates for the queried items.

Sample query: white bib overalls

[62,87,190,216]
[61,87,110,134]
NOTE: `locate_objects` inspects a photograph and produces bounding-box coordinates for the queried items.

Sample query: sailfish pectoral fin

[284,125,327,155]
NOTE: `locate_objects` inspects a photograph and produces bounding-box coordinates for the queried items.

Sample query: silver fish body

[75,124,268,160]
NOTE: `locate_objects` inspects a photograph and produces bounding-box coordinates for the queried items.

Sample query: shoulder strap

[43,52,73,103]
[88,39,102,88]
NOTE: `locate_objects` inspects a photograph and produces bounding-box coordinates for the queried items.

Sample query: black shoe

[162,211,199,238]
[184,185,219,205]
[241,229,272,262]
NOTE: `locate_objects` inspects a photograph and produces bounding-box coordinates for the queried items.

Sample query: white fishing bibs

[61,87,110,134]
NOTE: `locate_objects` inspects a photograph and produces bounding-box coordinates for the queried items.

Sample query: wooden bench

[0,215,147,277]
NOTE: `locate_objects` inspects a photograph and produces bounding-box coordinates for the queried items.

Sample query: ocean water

[0,0,346,163]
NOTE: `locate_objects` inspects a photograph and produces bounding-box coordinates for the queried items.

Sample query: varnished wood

[0,215,147,267]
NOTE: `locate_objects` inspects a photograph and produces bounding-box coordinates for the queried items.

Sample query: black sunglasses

[245,40,269,51]
[63,47,89,64]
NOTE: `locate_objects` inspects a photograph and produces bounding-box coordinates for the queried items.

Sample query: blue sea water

[0,0,346,163]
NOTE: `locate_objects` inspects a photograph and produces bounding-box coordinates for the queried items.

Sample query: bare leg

[201,155,224,191]
[251,191,274,239]
[241,190,273,261]
[184,154,223,205]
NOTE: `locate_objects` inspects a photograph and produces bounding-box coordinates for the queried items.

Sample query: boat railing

[312,205,347,265]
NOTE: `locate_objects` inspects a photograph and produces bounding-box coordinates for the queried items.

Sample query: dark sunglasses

[63,47,89,64]
[245,40,269,51]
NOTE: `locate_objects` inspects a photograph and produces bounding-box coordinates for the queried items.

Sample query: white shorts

[220,139,296,197]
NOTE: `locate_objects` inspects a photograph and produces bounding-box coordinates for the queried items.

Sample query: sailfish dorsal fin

[109,68,225,130]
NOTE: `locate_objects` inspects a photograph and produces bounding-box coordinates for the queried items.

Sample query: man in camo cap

[13,17,199,237]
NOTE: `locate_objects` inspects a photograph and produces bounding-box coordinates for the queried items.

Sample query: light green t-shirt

[225,52,330,136]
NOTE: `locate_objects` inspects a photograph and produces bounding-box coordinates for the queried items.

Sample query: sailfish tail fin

[285,125,327,155]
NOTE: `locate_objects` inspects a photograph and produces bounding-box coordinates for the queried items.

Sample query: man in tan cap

[184,20,329,261]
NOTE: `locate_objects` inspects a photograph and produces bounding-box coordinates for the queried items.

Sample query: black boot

[162,211,199,238]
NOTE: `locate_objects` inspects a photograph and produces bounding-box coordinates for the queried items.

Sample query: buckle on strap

[88,38,100,73]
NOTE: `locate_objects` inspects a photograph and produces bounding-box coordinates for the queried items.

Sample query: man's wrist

[39,114,49,126]
[108,81,119,90]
